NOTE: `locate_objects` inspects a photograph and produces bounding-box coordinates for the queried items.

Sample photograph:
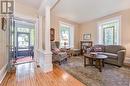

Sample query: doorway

[13,19,35,64]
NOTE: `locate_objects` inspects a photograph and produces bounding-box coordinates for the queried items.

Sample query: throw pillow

[52,48,60,54]
[94,47,103,52]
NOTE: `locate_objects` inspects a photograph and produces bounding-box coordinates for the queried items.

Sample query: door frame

[8,17,37,66]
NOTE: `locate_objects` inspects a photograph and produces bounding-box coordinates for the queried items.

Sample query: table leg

[102,59,104,67]
[96,59,102,72]
[84,56,87,67]
[99,60,102,72]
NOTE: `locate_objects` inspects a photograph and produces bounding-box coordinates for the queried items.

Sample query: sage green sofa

[89,45,126,67]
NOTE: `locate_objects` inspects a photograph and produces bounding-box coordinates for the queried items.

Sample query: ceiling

[53,0,130,23]
[15,0,43,9]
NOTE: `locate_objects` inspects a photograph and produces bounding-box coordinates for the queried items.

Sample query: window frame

[59,21,74,48]
[103,26,115,45]
[97,16,121,45]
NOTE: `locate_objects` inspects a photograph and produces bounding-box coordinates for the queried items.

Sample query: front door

[16,32,30,58]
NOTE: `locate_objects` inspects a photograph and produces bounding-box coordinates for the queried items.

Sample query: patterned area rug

[16,57,33,64]
[60,56,130,86]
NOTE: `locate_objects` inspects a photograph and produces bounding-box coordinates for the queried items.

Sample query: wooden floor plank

[1,62,85,86]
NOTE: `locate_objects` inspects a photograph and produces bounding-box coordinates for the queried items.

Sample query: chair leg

[65,58,67,61]
[59,61,61,65]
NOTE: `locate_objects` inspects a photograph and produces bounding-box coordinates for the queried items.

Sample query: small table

[84,53,108,72]
[72,49,80,56]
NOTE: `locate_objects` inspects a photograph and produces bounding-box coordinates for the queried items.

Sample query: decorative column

[39,5,53,73]
[34,18,40,67]
[38,16,44,50]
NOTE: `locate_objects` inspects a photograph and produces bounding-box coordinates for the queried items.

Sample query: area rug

[60,56,130,86]
[16,57,33,64]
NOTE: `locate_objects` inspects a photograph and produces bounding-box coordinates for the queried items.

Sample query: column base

[39,50,53,73]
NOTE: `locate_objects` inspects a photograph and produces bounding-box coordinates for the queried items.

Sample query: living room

[0,0,130,86]
[51,0,130,86]
[51,1,130,59]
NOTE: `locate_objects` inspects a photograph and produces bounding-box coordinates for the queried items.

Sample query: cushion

[59,52,68,58]
[52,48,60,54]
[94,47,103,52]
[105,45,126,54]
[54,48,60,52]
[93,45,105,52]
[102,52,118,59]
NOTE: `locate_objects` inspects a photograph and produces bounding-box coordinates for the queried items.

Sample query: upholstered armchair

[51,41,68,65]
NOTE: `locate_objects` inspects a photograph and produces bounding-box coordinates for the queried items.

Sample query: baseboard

[0,64,7,84]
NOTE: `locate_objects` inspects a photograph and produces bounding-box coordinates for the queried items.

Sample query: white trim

[119,16,122,45]
[59,21,75,48]
[39,50,53,73]
[0,64,7,84]
[97,16,121,45]
[97,16,121,25]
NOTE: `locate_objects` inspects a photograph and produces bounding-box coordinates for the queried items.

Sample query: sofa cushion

[105,45,126,54]
[102,52,118,59]
[59,52,68,58]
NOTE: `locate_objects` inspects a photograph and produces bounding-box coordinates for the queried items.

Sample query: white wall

[0,16,9,84]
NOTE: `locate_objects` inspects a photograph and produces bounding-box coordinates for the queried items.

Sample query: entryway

[10,18,35,64]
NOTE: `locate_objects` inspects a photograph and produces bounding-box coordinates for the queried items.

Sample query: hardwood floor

[1,62,85,86]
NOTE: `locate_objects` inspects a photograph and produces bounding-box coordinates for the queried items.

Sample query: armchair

[51,41,68,65]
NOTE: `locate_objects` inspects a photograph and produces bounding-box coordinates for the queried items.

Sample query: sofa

[87,45,126,67]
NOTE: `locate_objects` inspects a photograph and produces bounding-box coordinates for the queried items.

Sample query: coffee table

[84,53,108,72]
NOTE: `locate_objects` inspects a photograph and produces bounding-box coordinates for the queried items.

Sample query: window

[60,22,74,48]
[98,17,120,45]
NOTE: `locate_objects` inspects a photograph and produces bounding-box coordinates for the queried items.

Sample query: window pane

[104,27,114,45]
[18,33,29,49]
[60,25,70,48]
[98,18,120,45]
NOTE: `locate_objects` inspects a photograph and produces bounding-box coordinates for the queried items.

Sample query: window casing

[59,22,74,48]
[98,17,121,45]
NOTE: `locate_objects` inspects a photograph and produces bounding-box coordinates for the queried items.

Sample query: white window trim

[59,21,74,48]
[97,16,121,45]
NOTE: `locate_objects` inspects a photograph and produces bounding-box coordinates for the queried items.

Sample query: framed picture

[1,17,7,31]
[83,33,91,40]
[50,28,55,41]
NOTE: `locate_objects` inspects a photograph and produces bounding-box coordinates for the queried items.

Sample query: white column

[39,5,53,73]
[38,16,43,50]
[45,5,51,51]
[34,18,40,66]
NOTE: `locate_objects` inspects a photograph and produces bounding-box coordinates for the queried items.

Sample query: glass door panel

[17,33,30,50]
[16,32,30,57]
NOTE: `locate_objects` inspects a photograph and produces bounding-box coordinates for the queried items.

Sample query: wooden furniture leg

[99,60,102,72]
[96,59,102,72]
[84,56,87,67]
[89,58,93,65]
[102,59,104,67]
